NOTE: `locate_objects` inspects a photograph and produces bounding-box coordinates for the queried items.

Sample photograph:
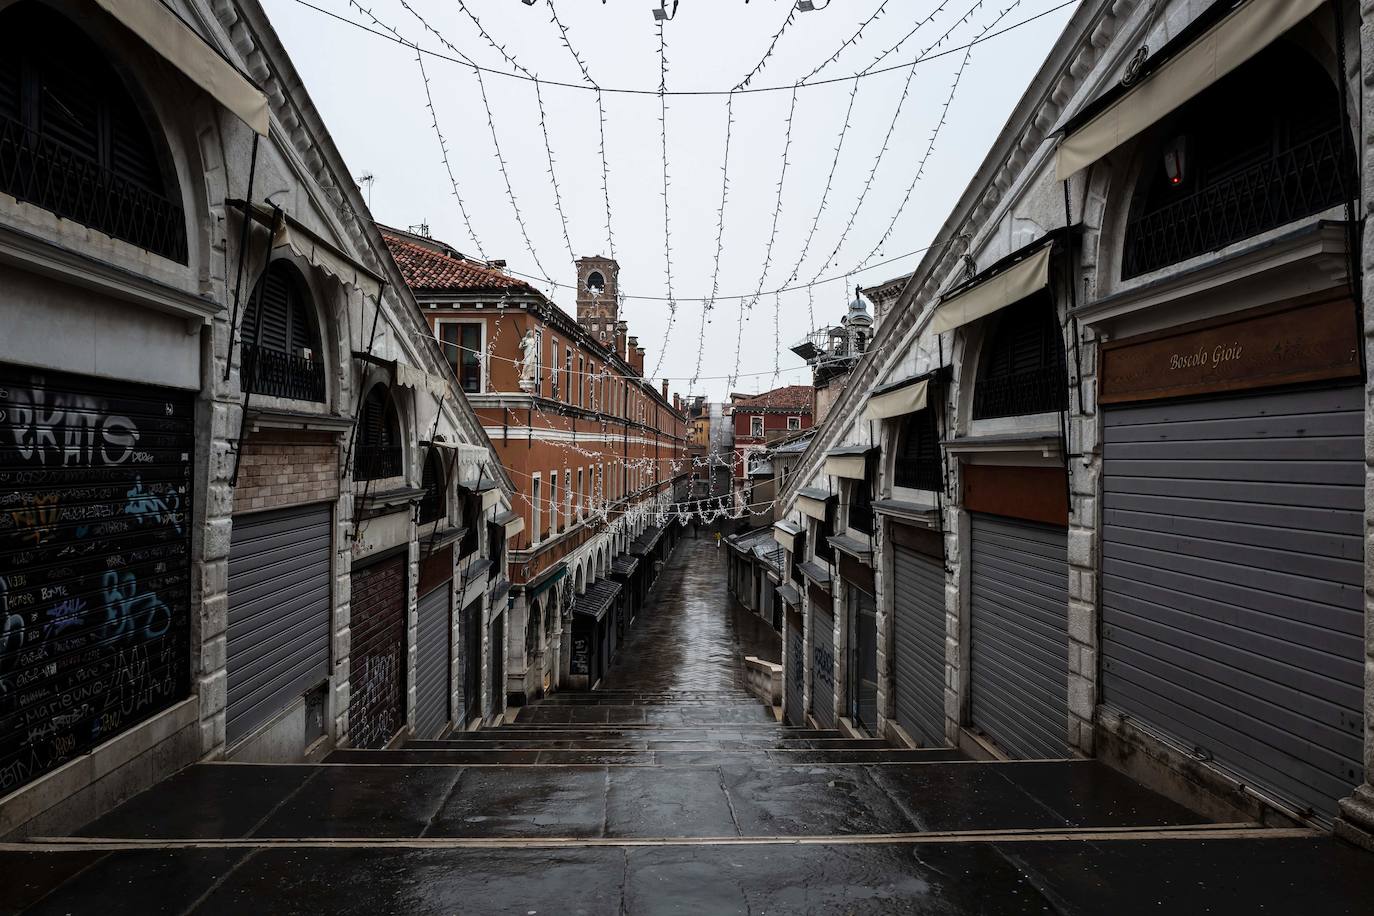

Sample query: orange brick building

[382,227,689,703]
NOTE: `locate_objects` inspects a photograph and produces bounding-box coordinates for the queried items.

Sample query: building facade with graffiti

[0,0,514,837]
[773,0,1374,845]
[382,228,690,703]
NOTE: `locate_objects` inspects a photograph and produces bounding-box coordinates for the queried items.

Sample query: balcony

[0,113,187,263]
[354,444,402,481]
[972,366,1067,420]
[242,343,327,402]
[1123,126,1353,279]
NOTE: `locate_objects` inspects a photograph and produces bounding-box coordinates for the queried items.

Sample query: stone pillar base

[1335,784,1374,853]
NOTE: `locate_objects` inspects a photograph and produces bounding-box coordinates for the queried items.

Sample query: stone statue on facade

[517,330,538,392]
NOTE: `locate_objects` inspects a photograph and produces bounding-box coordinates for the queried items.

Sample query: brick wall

[232,430,340,514]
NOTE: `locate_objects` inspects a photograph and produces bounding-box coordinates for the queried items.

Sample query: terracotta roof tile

[381,229,531,293]
[734,385,813,412]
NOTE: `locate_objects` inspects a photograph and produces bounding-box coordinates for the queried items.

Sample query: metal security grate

[1123,126,1352,279]
[0,114,187,262]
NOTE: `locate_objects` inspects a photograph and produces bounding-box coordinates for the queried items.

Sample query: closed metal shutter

[893,544,945,746]
[849,585,878,734]
[969,513,1069,759]
[0,366,192,794]
[490,612,505,715]
[785,613,805,726]
[811,605,836,728]
[226,503,332,746]
[1102,386,1364,823]
[348,554,406,749]
[460,598,481,726]
[415,584,451,739]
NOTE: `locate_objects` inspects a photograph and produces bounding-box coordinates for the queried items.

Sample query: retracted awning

[930,244,1052,334]
[865,377,928,421]
[572,580,621,622]
[230,200,386,300]
[773,520,801,552]
[395,362,449,399]
[95,0,269,136]
[493,510,524,539]
[824,446,871,481]
[1055,0,1324,180]
[796,488,831,522]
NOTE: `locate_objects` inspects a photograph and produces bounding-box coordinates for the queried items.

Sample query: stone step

[513,706,777,725]
[324,747,965,766]
[75,759,1207,842]
[405,737,891,751]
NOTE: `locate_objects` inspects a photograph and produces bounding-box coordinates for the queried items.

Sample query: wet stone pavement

[4,536,1374,914]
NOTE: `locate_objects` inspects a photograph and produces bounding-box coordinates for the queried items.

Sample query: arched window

[0,2,186,262]
[355,385,401,480]
[418,448,446,524]
[894,409,940,491]
[972,293,1066,420]
[243,261,326,401]
[1122,40,1352,279]
[586,270,605,293]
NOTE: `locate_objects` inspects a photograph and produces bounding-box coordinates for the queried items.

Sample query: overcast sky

[259,0,1078,401]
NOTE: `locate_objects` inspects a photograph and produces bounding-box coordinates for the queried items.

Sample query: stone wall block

[200,593,228,640]
[1067,599,1094,646]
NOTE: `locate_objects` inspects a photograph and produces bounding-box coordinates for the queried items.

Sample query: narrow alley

[2,536,1372,914]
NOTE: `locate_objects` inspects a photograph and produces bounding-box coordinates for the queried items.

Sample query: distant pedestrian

[715,531,722,550]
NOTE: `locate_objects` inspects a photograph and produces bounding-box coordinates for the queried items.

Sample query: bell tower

[575,256,620,347]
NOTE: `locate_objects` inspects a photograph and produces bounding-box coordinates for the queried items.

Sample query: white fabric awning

[94,0,269,136]
[502,515,525,539]
[1056,0,1324,180]
[797,492,829,522]
[865,378,928,421]
[394,362,449,398]
[272,218,384,302]
[481,488,503,512]
[825,453,867,481]
[930,245,1052,334]
[773,522,801,552]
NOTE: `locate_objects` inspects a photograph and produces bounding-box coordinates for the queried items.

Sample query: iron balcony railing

[1123,126,1353,279]
[241,343,327,402]
[354,444,403,481]
[972,366,1068,420]
[0,113,187,263]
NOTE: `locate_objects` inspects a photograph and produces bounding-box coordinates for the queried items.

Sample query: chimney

[661,379,669,401]
[615,320,629,360]
[627,338,644,376]
[673,393,681,412]
[486,259,506,272]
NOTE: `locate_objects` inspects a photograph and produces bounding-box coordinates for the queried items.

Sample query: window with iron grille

[790,531,807,587]
[894,408,941,491]
[972,293,1067,420]
[0,3,186,262]
[243,261,326,401]
[1123,41,1354,280]
[458,489,480,557]
[355,385,402,480]
[418,449,447,524]
[439,322,482,393]
[487,521,503,580]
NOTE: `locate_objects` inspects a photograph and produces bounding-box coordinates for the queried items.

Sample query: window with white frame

[578,467,585,518]
[564,468,572,527]
[787,415,801,431]
[549,468,559,535]
[531,474,542,545]
[750,416,764,438]
[437,320,483,393]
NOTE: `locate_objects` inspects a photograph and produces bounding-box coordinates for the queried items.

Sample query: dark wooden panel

[962,465,1068,527]
[418,544,453,597]
[838,553,874,594]
[807,582,832,614]
[890,523,943,560]
[1100,295,1360,405]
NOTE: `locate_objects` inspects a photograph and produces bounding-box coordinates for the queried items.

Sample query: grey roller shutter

[785,615,805,727]
[969,513,1070,759]
[893,545,946,746]
[1101,386,1364,823]
[227,503,332,746]
[460,598,482,726]
[415,584,451,739]
[811,605,836,728]
[849,586,878,734]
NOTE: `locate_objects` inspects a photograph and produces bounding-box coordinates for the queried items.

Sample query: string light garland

[796,0,894,84]
[734,2,800,90]
[804,0,990,288]
[289,0,1082,96]
[414,50,485,259]
[692,91,736,391]
[534,77,578,262]
[651,19,678,378]
[854,1,1022,273]
[863,0,958,73]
